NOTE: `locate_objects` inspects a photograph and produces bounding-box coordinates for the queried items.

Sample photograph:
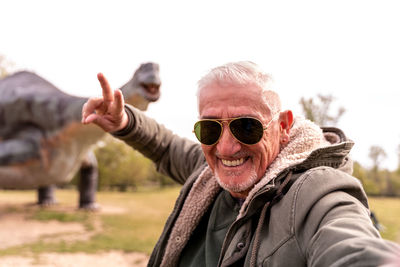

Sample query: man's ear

[279,110,293,144]
[279,110,293,131]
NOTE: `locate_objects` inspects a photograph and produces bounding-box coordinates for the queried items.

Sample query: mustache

[215,151,250,159]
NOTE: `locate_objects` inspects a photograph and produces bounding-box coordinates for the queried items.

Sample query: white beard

[215,167,259,194]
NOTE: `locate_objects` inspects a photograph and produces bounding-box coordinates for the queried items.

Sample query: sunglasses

[193,115,278,146]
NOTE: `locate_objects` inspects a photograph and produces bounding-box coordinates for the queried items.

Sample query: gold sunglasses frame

[193,114,278,146]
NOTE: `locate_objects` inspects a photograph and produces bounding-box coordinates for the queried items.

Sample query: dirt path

[0,203,149,266]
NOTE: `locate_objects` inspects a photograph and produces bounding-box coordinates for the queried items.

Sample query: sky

[1,0,400,170]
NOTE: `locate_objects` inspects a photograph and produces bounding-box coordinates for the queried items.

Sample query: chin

[215,170,258,194]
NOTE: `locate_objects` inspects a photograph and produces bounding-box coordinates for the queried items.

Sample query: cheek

[255,138,280,172]
[253,146,268,174]
[202,146,216,168]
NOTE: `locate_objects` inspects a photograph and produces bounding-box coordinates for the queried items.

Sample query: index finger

[97,73,114,103]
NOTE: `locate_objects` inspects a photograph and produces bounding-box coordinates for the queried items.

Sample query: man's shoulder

[285,166,368,211]
[294,166,361,190]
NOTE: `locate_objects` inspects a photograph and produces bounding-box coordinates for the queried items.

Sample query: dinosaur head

[120,62,161,111]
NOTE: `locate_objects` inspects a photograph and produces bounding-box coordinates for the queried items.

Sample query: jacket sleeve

[112,105,206,184]
[293,167,400,267]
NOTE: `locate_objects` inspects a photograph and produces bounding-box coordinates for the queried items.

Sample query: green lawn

[0,189,398,258]
[369,197,400,242]
[0,187,180,256]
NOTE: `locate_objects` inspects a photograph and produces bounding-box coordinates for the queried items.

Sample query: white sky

[1,0,400,170]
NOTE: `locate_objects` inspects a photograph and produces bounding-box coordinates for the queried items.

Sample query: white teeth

[221,158,244,167]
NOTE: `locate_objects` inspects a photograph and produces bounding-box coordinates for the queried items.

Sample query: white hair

[197,61,281,116]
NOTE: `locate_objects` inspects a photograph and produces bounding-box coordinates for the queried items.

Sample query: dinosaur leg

[38,185,57,206]
[78,151,99,210]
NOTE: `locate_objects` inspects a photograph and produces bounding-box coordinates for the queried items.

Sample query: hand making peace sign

[81,73,129,132]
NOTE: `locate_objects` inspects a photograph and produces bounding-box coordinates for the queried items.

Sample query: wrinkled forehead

[198,83,272,116]
[199,82,263,98]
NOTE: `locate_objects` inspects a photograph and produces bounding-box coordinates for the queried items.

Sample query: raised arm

[81,73,129,132]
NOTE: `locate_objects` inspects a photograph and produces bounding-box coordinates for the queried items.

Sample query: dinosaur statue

[0,62,161,209]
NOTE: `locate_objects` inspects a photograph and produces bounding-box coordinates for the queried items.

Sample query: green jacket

[115,105,400,267]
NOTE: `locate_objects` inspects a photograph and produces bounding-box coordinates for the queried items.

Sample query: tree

[367,145,388,195]
[94,136,152,191]
[300,94,345,126]
[147,165,177,188]
[397,143,400,174]
[369,145,387,172]
[90,135,177,190]
[353,161,380,195]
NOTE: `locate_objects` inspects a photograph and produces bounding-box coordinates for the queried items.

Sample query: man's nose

[216,125,241,155]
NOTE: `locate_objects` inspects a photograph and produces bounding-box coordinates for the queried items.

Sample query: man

[82,61,399,266]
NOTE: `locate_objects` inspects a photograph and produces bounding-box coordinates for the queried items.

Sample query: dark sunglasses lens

[194,120,222,145]
[230,118,264,144]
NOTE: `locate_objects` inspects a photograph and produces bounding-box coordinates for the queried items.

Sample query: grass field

[0,187,180,257]
[369,197,400,242]
[0,188,399,258]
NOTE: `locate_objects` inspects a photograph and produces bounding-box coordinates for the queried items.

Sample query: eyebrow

[200,114,259,120]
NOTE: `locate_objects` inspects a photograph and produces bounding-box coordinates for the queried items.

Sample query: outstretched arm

[81,73,129,132]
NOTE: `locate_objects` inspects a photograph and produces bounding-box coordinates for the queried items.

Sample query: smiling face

[198,83,282,199]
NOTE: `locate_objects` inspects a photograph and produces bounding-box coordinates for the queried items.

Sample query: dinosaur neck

[62,95,89,122]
